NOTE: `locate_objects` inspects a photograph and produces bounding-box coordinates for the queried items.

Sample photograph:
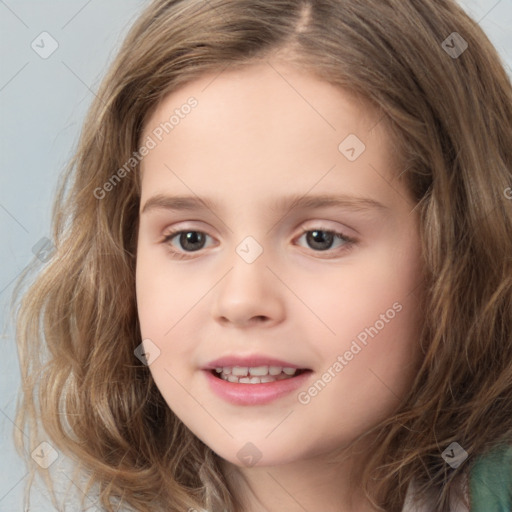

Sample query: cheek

[135,255,202,414]
[136,245,199,336]
[293,290,422,441]
[294,240,422,342]
[135,249,200,382]
[293,237,423,400]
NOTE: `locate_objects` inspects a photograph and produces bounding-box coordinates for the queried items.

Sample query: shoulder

[401,477,469,512]
[469,444,512,512]
[401,445,512,512]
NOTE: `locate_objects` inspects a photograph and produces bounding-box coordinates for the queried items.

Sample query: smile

[213,366,306,384]
[205,367,312,405]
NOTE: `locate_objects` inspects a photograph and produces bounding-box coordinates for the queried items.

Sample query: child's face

[136,62,424,467]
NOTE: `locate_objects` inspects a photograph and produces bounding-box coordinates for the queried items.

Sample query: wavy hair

[13,0,512,511]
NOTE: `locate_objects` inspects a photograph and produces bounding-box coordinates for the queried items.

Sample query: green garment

[470,445,512,511]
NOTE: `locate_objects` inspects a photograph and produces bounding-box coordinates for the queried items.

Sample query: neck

[220,437,384,512]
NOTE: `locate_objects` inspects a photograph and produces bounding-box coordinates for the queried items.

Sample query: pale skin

[136,61,425,512]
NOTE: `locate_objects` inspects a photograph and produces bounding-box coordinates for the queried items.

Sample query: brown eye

[297,228,355,252]
[305,230,335,251]
[163,230,211,252]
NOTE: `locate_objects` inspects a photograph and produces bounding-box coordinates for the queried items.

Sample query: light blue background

[1,1,511,510]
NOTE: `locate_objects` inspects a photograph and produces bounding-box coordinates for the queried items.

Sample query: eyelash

[161,227,357,260]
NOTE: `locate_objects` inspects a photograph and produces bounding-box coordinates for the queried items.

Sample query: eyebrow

[140,193,387,215]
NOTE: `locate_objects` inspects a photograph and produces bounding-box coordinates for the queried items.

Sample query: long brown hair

[13,1,512,510]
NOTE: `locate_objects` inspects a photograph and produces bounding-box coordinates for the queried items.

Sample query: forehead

[142,62,383,144]
[139,62,408,208]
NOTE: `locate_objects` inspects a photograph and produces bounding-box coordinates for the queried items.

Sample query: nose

[211,253,286,328]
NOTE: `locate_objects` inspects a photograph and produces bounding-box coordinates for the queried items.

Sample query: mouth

[210,366,311,384]
[204,363,313,405]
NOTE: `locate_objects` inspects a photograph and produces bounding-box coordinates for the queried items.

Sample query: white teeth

[249,366,268,376]
[231,366,248,376]
[222,374,275,384]
[239,377,264,384]
[215,365,303,384]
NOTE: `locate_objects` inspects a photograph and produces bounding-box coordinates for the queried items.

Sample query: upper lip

[203,355,310,370]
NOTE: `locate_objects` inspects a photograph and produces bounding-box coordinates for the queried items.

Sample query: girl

[14,0,512,511]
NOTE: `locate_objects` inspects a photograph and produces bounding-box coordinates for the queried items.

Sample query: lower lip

[204,370,313,406]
